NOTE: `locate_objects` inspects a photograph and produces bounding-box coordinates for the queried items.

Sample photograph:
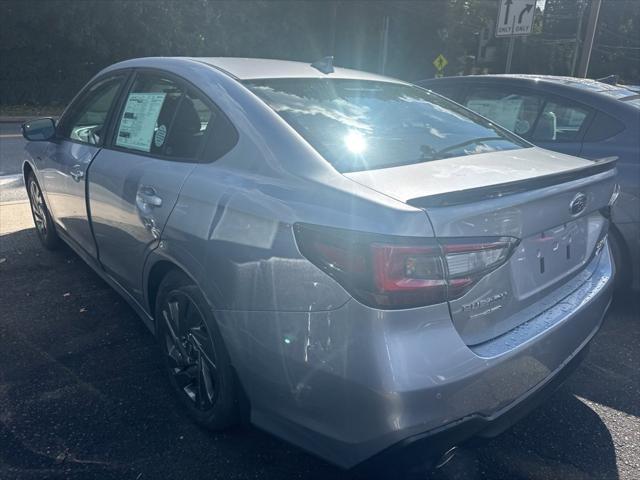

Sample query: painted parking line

[0,134,23,139]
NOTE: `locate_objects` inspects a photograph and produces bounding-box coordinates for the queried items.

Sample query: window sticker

[116,92,166,152]
[154,124,167,148]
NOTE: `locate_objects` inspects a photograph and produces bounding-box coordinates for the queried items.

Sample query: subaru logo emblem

[570,192,587,216]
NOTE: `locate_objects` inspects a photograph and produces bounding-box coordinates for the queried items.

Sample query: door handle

[70,165,84,182]
[136,186,163,208]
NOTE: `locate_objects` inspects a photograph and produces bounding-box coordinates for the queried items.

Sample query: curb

[0,117,32,124]
[0,116,59,123]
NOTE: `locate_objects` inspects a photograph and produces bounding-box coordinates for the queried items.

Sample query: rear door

[88,70,216,301]
[43,72,128,257]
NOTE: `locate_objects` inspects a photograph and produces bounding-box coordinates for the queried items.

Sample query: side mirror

[22,118,56,141]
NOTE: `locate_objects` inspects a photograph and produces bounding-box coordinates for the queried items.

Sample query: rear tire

[26,173,60,250]
[609,227,631,292]
[155,271,239,430]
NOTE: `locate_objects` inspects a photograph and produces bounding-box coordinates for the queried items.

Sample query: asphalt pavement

[0,199,639,479]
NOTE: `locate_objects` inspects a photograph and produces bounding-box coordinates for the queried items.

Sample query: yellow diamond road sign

[433,54,448,72]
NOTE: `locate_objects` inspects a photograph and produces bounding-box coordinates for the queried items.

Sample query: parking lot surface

[0,200,638,480]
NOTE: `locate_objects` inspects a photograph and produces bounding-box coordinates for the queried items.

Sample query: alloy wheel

[29,179,47,236]
[161,291,219,410]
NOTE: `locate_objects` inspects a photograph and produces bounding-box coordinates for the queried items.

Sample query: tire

[609,227,631,292]
[26,173,60,250]
[155,270,239,430]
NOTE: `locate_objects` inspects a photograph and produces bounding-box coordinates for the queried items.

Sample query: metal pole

[505,35,516,73]
[505,17,516,73]
[576,0,603,78]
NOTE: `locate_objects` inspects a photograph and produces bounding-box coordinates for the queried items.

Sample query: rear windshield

[245,78,529,172]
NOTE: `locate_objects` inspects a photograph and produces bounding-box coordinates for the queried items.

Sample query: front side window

[464,87,544,138]
[532,99,590,142]
[59,74,126,145]
[245,79,528,172]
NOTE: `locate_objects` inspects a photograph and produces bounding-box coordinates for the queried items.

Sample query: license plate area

[511,218,590,300]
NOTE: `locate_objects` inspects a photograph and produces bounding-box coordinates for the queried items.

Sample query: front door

[88,71,215,301]
[43,72,128,257]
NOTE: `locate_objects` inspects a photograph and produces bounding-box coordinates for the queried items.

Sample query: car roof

[191,57,404,83]
[422,74,638,100]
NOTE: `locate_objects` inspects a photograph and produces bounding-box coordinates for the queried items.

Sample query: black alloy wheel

[27,173,60,249]
[156,271,238,429]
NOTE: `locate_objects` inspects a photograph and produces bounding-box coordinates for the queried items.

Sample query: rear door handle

[70,165,84,182]
[137,186,163,208]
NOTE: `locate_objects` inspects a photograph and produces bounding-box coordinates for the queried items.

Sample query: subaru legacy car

[418,74,639,290]
[22,58,617,473]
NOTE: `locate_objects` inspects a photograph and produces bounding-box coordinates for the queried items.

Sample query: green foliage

[0,0,638,107]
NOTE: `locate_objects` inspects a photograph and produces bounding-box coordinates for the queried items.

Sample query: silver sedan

[22,57,618,474]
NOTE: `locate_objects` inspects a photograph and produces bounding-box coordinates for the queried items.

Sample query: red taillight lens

[371,244,447,306]
[294,224,517,309]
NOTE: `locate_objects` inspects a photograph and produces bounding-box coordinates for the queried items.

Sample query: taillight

[442,239,516,298]
[294,223,517,309]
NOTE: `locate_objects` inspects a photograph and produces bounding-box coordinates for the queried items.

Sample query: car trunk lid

[345,148,617,346]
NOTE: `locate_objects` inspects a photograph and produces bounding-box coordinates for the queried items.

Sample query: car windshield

[245,79,529,172]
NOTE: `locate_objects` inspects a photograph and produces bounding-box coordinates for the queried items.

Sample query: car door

[42,72,129,257]
[87,70,215,301]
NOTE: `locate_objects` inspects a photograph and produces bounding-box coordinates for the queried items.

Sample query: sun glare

[344,131,367,154]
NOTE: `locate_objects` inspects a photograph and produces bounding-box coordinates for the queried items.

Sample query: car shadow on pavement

[0,226,629,480]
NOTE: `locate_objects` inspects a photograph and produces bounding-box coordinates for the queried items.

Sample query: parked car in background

[418,75,640,291]
[23,58,618,475]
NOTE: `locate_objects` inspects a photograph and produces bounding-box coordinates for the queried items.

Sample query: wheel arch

[22,160,35,183]
[146,259,189,322]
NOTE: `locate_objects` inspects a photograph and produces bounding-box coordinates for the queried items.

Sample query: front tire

[155,271,239,430]
[27,173,60,250]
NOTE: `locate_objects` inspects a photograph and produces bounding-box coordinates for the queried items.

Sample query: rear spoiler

[408,157,618,208]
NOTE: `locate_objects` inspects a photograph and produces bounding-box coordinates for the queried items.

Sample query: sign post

[495,0,535,73]
[432,54,448,77]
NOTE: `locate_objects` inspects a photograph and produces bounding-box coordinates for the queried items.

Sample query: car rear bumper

[355,312,596,475]
[214,241,614,469]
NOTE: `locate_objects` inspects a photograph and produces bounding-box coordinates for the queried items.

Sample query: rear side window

[464,87,544,138]
[58,74,126,145]
[532,99,591,142]
[245,79,528,173]
[583,111,626,142]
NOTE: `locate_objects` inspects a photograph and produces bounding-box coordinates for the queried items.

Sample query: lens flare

[344,131,366,154]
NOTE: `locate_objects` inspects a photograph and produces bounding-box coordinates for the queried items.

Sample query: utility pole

[379,15,390,74]
[328,2,338,55]
[576,0,603,78]
[571,1,588,76]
